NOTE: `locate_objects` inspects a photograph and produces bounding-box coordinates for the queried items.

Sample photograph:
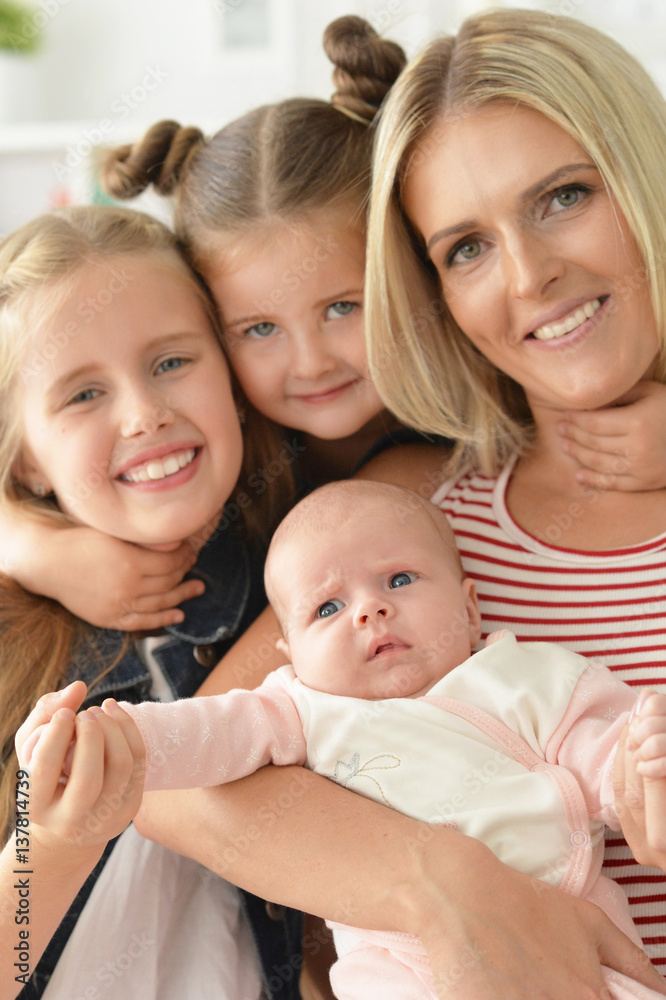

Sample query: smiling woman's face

[402,103,659,417]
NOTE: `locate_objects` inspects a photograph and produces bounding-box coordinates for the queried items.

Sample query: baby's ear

[275,635,290,660]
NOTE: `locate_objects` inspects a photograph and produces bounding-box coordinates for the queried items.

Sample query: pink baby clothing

[121,631,659,1000]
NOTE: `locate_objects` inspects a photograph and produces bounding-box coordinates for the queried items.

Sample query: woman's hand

[409,834,666,999]
[10,520,204,630]
[558,380,666,492]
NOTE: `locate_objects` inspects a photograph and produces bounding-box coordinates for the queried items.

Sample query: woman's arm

[0,506,203,630]
[136,628,666,1000]
[136,765,664,999]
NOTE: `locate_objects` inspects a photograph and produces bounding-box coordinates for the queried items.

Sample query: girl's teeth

[124,449,195,483]
[532,298,602,341]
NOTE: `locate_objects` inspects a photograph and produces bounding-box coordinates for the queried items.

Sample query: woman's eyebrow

[426,162,597,253]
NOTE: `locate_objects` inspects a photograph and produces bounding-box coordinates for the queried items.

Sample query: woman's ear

[12,448,51,497]
[462,577,482,649]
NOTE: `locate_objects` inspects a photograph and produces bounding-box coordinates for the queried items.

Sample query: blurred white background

[0,0,664,230]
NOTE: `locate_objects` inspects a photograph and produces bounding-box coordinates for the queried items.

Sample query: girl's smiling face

[402,104,660,417]
[15,255,243,547]
[209,213,385,441]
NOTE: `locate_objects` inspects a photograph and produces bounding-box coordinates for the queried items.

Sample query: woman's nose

[503,229,565,300]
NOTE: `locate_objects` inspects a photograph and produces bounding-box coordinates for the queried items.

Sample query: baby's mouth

[119,448,197,483]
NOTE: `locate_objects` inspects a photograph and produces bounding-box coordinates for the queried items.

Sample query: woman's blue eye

[389,572,417,589]
[316,599,345,619]
[326,301,356,320]
[246,322,276,339]
[156,357,185,374]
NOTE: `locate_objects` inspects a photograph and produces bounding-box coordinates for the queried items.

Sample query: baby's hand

[628,689,666,779]
[557,381,666,492]
[16,683,145,850]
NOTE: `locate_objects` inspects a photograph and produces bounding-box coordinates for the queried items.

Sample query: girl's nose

[119,384,175,437]
[290,332,337,381]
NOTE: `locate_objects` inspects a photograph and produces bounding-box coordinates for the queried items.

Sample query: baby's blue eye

[316,599,345,618]
[246,322,276,339]
[389,572,417,589]
[326,301,356,320]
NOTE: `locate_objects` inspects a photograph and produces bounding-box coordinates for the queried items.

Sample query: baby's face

[272,504,481,700]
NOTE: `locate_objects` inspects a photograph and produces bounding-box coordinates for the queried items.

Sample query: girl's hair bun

[102,120,205,200]
[323,15,406,124]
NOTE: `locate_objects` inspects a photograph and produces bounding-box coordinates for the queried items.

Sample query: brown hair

[0,205,223,836]
[102,16,407,538]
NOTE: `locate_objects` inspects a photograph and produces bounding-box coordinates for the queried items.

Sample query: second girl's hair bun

[323,15,406,124]
[102,120,205,200]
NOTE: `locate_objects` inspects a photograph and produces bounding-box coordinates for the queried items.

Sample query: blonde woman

[363,3,666,982]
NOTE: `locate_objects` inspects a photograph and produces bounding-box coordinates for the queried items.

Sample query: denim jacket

[19,521,302,1000]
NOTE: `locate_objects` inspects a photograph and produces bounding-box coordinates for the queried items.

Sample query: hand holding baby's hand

[16,683,146,852]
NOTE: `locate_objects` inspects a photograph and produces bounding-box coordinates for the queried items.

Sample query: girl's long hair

[0,205,224,836]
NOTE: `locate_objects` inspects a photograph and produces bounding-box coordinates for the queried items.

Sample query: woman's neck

[300,411,403,486]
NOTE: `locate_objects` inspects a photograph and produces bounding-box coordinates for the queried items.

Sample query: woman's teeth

[122,448,195,483]
[532,298,602,341]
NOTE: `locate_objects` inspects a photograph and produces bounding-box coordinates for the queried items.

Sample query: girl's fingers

[573,469,643,492]
[560,410,627,439]
[24,710,77,810]
[15,681,87,755]
[61,712,106,811]
[561,439,629,473]
[558,420,624,452]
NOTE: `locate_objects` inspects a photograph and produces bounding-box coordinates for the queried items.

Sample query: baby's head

[265,480,481,700]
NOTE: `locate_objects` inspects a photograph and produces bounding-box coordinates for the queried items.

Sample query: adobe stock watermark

[19,264,135,384]
[52,66,169,182]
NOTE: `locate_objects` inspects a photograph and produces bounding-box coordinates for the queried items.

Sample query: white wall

[0,0,664,230]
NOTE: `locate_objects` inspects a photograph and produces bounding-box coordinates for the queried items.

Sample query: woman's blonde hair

[0,204,223,835]
[366,8,666,475]
[101,16,407,534]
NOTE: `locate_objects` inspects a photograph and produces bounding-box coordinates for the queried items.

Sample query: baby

[31,481,666,1000]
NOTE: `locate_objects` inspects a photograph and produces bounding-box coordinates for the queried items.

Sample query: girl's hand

[557,381,666,492]
[18,523,204,631]
[16,682,146,853]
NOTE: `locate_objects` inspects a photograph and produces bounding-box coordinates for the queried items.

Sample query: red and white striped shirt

[433,457,666,966]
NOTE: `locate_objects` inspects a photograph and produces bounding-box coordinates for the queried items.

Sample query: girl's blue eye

[389,571,417,589]
[68,388,100,405]
[326,301,356,320]
[246,322,276,339]
[316,599,345,619]
[156,357,185,374]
